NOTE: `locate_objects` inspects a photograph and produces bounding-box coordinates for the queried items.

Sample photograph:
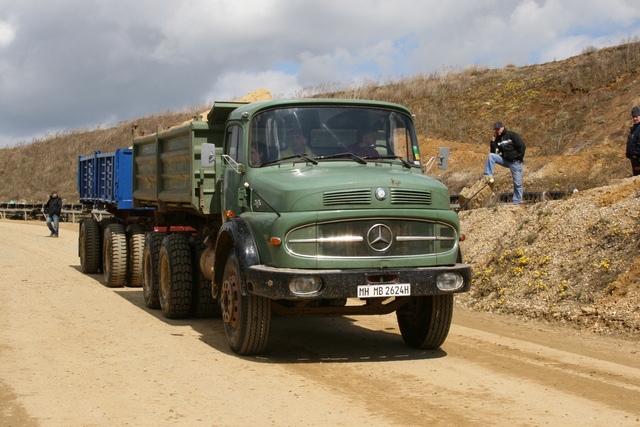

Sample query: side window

[226,125,244,162]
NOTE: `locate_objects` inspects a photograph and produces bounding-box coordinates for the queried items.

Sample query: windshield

[249,106,420,167]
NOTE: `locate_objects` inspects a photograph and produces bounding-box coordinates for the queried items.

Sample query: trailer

[77,148,154,288]
[79,99,472,355]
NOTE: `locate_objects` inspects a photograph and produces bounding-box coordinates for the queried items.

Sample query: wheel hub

[221,272,241,329]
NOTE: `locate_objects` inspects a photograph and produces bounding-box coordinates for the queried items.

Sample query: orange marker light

[270,237,282,246]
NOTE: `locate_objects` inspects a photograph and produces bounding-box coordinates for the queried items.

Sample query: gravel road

[1,219,639,426]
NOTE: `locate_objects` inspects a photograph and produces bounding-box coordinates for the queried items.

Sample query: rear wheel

[79,218,100,274]
[189,235,219,318]
[142,231,166,309]
[396,294,454,349]
[126,224,145,287]
[158,234,193,319]
[103,223,127,287]
[221,252,271,355]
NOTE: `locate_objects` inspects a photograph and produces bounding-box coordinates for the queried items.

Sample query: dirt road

[1,219,639,427]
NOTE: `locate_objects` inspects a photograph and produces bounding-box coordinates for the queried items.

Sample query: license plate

[357,283,411,298]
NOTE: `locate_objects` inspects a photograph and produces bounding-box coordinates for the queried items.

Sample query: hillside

[1,41,640,337]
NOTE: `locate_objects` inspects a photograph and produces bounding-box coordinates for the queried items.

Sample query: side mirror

[201,143,216,168]
[422,147,450,173]
[437,147,449,170]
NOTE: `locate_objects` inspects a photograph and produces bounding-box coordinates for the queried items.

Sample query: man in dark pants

[483,122,526,204]
[626,106,640,176]
[44,191,62,237]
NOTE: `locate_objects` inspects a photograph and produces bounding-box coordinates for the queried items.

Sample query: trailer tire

[221,252,271,355]
[142,231,166,309]
[125,224,145,287]
[396,294,453,350]
[158,234,193,319]
[188,235,219,318]
[98,218,117,272]
[79,218,100,274]
[103,223,127,288]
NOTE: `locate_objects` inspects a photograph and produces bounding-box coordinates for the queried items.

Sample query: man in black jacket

[44,191,63,237]
[484,122,526,204]
[625,106,640,176]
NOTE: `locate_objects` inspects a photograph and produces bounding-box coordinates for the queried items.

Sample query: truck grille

[323,189,371,205]
[390,189,431,205]
[285,218,457,259]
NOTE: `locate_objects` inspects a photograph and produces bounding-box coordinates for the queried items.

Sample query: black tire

[98,218,117,272]
[142,231,166,309]
[103,223,127,287]
[188,235,219,318]
[126,224,146,287]
[396,294,454,350]
[79,218,100,274]
[221,252,271,355]
[158,234,193,319]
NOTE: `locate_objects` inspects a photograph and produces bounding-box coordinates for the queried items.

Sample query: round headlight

[289,276,323,295]
[436,272,464,291]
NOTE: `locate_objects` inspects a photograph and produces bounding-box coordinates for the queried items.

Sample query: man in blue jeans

[44,191,63,237]
[484,122,526,204]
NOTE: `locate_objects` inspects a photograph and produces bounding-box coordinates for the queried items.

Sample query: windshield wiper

[315,152,367,165]
[260,154,318,167]
[374,155,414,169]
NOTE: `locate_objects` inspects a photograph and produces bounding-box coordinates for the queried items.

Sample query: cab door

[222,124,247,219]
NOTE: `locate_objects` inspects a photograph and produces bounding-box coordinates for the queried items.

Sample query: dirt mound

[234,88,273,103]
[457,176,640,337]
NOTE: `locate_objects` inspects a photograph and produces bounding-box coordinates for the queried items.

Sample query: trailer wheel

[142,231,166,309]
[220,252,271,355]
[189,235,219,318]
[98,218,117,272]
[396,294,454,350]
[103,223,127,287]
[158,234,193,319]
[125,224,146,287]
[79,218,100,274]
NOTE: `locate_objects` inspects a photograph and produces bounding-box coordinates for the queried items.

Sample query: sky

[1,0,640,148]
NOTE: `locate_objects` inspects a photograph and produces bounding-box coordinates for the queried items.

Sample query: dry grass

[2,39,640,202]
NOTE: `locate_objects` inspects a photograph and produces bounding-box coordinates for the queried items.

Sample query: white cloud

[0,19,15,47]
[0,0,639,147]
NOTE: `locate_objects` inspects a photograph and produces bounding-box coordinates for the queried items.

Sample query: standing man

[484,122,526,204]
[625,106,640,176]
[44,191,62,237]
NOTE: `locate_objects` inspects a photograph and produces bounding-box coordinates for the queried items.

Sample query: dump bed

[78,148,134,209]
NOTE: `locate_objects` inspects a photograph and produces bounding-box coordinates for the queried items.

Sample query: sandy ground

[1,219,639,427]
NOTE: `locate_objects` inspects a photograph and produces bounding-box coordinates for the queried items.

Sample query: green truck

[115,98,470,355]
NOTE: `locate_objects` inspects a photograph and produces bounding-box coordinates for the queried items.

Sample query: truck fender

[213,217,260,297]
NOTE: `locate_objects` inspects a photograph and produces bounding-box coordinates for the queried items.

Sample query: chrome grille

[286,218,457,259]
[323,189,371,206]
[390,189,432,205]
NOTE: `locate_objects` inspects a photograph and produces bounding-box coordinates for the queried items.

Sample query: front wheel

[396,294,454,349]
[220,252,271,355]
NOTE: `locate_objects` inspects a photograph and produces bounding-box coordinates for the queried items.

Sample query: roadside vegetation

[1,38,640,202]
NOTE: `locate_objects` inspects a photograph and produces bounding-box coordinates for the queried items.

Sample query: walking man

[44,191,62,237]
[626,106,640,176]
[484,122,526,204]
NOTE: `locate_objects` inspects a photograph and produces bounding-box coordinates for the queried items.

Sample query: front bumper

[245,263,472,299]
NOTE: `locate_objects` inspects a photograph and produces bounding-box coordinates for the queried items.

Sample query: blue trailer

[77,148,151,288]
[78,148,135,210]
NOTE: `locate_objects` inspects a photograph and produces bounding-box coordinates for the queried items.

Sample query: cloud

[0,0,639,148]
